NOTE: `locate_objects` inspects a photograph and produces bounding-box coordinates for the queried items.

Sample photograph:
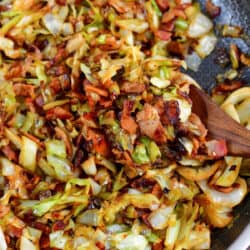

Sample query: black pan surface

[188,1,250,249]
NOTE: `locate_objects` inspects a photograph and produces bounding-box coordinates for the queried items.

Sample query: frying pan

[189,0,250,249]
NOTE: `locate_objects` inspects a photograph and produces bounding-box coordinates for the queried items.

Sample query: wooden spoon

[189,85,250,157]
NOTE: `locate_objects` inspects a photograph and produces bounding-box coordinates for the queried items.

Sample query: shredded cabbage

[0,1,247,249]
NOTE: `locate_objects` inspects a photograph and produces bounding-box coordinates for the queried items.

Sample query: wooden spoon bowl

[189,85,250,157]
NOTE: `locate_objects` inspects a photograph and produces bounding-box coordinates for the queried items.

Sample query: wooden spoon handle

[190,85,250,157]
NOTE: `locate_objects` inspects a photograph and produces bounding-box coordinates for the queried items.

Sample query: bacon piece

[49,78,62,94]
[34,222,51,234]
[85,84,108,97]
[40,234,50,249]
[99,36,121,51]
[22,132,43,148]
[160,21,175,32]
[51,47,68,66]
[132,177,156,191]
[55,0,66,5]
[155,30,172,41]
[153,241,164,250]
[99,98,113,108]
[26,176,41,190]
[121,81,145,94]
[121,100,138,135]
[13,83,35,97]
[162,8,186,23]
[205,139,227,158]
[205,0,221,18]
[162,100,180,125]
[46,107,72,120]
[156,0,169,10]
[152,183,162,198]
[166,138,187,160]
[1,144,17,161]
[52,220,66,231]
[73,148,86,167]
[141,212,151,227]
[191,137,200,155]
[108,0,132,13]
[167,41,188,57]
[87,129,109,156]
[136,104,167,144]
[7,225,23,238]
[96,242,105,250]
[25,97,36,113]
[213,81,243,94]
[5,63,23,80]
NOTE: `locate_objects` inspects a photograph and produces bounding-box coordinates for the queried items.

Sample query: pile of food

[0,0,249,249]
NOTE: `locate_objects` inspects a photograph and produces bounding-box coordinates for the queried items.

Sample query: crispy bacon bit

[25,97,36,113]
[55,0,66,5]
[213,81,243,94]
[96,242,105,250]
[33,222,51,234]
[1,144,17,161]
[156,0,169,10]
[51,47,68,66]
[5,63,23,80]
[205,139,227,158]
[152,183,163,198]
[132,177,156,191]
[108,0,132,13]
[167,41,188,57]
[121,81,146,94]
[46,107,72,120]
[74,149,86,167]
[22,132,44,148]
[205,0,221,18]
[136,104,167,144]
[52,220,66,231]
[13,83,35,97]
[85,84,109,97]
[162,100,180,125]
[162,8,186,23]
[55,126,73,157]
[40,234,50,249]
[121,100,138,135]
[191,137,200,155]
[155,30,172,41]
[123,151,134,167]
[99,98,113,108]
[99,36,121,51]
[87,129,110,156]
[153,241,164,250]
[49,78,62,94]
[160,21,175,32]
[7,225,23,238]
[141,212,152,227]
[54,65,69,76]
[26,176,41,190]
[166,138,187,160]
